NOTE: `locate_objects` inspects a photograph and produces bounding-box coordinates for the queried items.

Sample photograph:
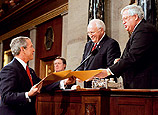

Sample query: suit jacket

[78,34,121,87]
[0,58,60,115]
[110,19,158,89]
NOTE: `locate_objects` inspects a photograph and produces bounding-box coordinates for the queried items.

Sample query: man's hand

[28,82,43,97]
[64,76,76,85]
[76,78,83,83]
[86,69,109,81]
[94,69,108,78]
[114,58,120,64]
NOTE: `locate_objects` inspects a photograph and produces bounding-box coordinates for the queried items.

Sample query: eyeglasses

[87,28,101,35]
[122,16,131,22]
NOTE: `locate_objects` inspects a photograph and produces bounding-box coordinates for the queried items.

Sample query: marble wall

[109,0,130,52]
[64,0,89,70]
[63,0,131,70]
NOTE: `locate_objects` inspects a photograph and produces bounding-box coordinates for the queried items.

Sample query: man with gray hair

[0,36,75,115]
[78,19,121,88]
[92,5,158,89]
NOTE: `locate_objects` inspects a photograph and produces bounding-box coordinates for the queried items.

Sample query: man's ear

[100,28,105,34]
[20,47,25,52]
[64,64,66,69]
[135,14,139,21]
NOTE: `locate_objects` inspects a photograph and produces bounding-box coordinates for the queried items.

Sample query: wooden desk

[36,89,158,115]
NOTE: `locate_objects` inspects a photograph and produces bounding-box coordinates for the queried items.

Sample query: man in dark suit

[78,19,121,88]
[92,5,158,89]
[54,56,67,72]
[0,36,75,115]
[54,56,75,89]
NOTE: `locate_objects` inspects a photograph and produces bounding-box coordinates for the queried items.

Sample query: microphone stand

[73,49,98,71]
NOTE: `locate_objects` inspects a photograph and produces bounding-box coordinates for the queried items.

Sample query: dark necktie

[91,43,97,51]
[26,66,33,86]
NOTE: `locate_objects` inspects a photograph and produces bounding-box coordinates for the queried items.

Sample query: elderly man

[93,5,158,89]
[78,19,121,88]
[0,36,75,115]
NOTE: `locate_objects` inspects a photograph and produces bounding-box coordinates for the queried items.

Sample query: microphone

[74,48,98,71]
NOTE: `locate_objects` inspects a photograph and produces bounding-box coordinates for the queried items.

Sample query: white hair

[88,19,106,31]
[121,5,144,19]
[10,36,31,56]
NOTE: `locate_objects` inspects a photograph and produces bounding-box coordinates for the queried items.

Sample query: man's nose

[122,20,126,24]
[89,34,93,38]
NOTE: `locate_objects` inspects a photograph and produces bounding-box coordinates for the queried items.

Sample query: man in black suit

[0,36,75,115]
[54,56,67,72]
[92,5,158,89]
[78,19,121,88]
[54,56,75,89]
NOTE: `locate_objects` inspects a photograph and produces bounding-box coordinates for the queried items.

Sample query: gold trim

[3,49,12,67]
[0,3,68,41]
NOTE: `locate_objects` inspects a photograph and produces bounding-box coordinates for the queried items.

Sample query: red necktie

[26,66,33,86]
[91,44,97,51]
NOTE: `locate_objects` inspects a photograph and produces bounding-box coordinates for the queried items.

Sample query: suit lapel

[121,19,145,59]
[84,42,93,70]
[85,36,107,70]
[85,55,94,70]
[14,58,33,87]
[129,19,145,44]
[97,35,106,50]
[88,42,94,55]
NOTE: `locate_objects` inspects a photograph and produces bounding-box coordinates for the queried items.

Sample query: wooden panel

[35,15,62,76]
[36,15,62,58]
[36,89,158,115]
[39,60,54,79]
[118,105,145,115]
[37,102,54,115]
[153,98,158,115]
[54,103,81,115]
[82,96,101,115]
[110,97,152,115]
[36,92,82,115]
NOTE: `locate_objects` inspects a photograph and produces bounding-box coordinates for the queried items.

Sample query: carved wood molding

[0,3,68,41]
[85,103,96,115]
[0,0,36,22]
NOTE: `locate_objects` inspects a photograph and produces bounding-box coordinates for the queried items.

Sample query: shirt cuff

[25,92,31,102]
[107,68,114,75]
[60,80,67,89]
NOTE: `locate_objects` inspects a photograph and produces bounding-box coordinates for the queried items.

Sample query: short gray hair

[121,5,144,19]
[88,19,106,31]
[10,36,31,56]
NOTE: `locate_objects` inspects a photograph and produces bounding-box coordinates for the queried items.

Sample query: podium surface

[36,89,158,115]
